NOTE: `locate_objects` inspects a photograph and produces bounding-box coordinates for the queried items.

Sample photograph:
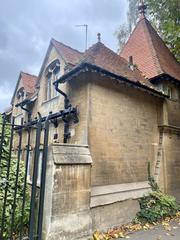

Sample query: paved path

[118,222,180,240]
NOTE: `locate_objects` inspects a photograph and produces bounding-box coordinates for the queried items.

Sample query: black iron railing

[0,115,50,240]
[0,102,78,239]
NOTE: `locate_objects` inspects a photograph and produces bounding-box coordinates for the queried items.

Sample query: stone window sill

[41,95,59,105]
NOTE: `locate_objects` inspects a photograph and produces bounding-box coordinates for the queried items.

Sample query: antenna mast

[76,24,88,50]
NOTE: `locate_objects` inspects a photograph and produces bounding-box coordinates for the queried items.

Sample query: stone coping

[91,181,151,207]
[52,143,89,148]
[52,144,92,165]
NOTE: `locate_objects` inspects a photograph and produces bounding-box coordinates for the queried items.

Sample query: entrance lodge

[3,3,180,239]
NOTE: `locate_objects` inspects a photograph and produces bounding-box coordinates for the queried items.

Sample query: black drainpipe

[54,82,71,143]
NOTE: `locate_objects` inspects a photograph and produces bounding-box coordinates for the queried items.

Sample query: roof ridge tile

[51,38,83,54]
[21,71,38,78]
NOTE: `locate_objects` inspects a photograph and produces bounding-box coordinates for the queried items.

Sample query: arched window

[17,87,25,102]
[45,59,60,100]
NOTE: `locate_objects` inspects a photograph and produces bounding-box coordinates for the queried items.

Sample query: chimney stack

[128,56,134,71]
[97,33,101,42]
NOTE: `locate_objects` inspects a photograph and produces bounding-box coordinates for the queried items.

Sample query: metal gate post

[19,126,31,239]
[28,119,42,240]
[10,118,24,240]
[37,118,50,239]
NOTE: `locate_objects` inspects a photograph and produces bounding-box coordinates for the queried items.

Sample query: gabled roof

[79,41,151,86]
[120,16,180,81]
[55,41,166,97]
[36,38,83,88]
[20,72,37,93]
[51,38,83,66]
[51,39,147,82]
[11,71,38,104]
[37,38,150,88]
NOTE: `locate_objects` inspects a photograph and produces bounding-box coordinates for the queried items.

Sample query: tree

[115,24,130,53]
[127,0,139,33]
[116,0,180,61]
[147,0,180,61]
[115,0,139,52]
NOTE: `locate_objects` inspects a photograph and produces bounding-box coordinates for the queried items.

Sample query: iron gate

[0,115,49,240]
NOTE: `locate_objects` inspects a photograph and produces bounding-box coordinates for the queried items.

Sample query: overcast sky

[0,0,128,112]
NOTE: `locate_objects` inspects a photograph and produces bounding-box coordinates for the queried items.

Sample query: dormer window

[45,59,60,100]
[156,82,173,97]
[162,85,172,98]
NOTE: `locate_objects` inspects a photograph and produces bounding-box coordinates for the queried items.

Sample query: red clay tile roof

[51,38,83,66]
[20,72,38,94]
[79,41,152,86]
[11,72,38,104]
[120,17,180,81]
[50,38,150,86]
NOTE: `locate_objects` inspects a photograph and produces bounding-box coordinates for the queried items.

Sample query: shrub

[0,114,30,239]
[137,190,179,223]
[136,162,180,223]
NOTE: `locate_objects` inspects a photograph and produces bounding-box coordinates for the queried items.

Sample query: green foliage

[115,24,130,52]
[127,0,139,33]
[136,162,180,223]
[137,190,179,223]
[146,0,180,61]
[0,114,30,239]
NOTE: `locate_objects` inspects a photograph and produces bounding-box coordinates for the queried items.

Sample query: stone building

[7,4,180,240]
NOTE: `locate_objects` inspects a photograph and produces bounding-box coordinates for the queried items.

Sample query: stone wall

[67,76,89,145]
[158,95,180,199]
[88,73,162,186]
[91,200,139,232]
[162,128,180,201]
[166,100,180,127]
[90,182,150,231]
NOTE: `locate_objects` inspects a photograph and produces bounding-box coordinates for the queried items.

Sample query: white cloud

[0,0,128,112]
[0,84,13,112]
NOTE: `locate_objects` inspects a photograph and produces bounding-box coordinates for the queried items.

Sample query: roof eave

[15,95,37,109]
[150,73,180,85]
[54,62,168,99]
